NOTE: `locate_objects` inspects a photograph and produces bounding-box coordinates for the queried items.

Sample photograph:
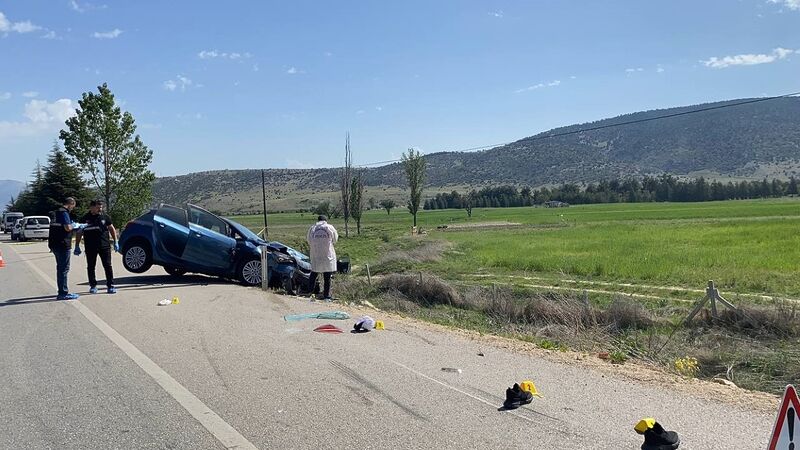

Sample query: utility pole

[261,169,269,240]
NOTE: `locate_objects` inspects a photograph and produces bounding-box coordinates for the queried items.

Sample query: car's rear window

[27,218,49,225]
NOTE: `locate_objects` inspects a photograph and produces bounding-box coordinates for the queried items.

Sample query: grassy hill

[153,97,800,213]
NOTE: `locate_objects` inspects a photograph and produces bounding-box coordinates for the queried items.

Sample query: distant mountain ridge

[0,180,26,209]
[153,97,800,211]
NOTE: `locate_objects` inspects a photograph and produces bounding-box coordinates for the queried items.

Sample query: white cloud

[0,98,76,140]
[375,106,383,111]
[0,92,10,100]
[514,79,561,93]
[22,91,39,98]
[625,67,644,73]
[198,49,252,60]
[569,75,577,79]
[0,12,42,34]
[92,28,122,39]
[163,75,197,92]
[489,10,504,18]
[702,47,794,68]
[286,66,305,74]
[41,30,58,39]
[768,0,800,10]
[656,67,665,73]
[69,0,107,12]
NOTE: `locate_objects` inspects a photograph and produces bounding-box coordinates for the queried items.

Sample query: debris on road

[313,324,344,334]
[284,311,351,321]
[441,367,462,373]
[712,377,737,388]
[157,299,171,306]
[634,418,681,449]
[502,383,533,410]
[477,350,485,357]
[353,315,375,333]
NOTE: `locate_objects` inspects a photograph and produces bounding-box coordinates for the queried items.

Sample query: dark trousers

[52,248,71,296]
[86,246,114,288]
[309,271,333,298]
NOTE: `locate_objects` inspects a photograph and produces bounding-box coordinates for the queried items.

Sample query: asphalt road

[0,234,778,449]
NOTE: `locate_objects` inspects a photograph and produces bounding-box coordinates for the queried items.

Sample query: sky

[0,0,798,182]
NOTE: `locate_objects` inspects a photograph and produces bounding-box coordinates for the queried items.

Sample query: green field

[230,198,800,393]
[232,198,800,299]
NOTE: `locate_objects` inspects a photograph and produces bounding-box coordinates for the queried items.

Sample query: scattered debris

[598,351,610,360]
[634,418,681,449]
[353,315,376,333]
[477,350,485,357]
[361,300,381,311]
[441,367,462,373]
[313,324,344,334]
[502,383,533,410]
[157,299,171,306]
[284,311,351,321]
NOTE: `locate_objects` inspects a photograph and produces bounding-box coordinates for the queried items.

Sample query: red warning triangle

[313,324,343,334]
[767,385,800,450]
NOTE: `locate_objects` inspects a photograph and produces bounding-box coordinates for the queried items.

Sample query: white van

[2,212,24,233]
[18,216,50,241]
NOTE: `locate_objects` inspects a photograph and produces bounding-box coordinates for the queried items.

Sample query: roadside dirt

[340,300,781,413]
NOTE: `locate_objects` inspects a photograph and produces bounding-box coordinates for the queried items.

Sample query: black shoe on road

[641,422,680,450]
[502,383,533,409]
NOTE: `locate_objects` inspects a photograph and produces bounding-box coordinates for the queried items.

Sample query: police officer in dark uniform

[49,197,84,300]
[74,200,119,294]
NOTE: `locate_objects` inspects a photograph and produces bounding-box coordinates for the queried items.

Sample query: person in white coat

[307,215,339,300]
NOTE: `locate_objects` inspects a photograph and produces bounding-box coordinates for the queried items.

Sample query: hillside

[0,180,26,208]
[153,97,800,212]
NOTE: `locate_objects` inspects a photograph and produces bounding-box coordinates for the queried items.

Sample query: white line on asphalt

[8,245,258,450]
[387,358,540,424]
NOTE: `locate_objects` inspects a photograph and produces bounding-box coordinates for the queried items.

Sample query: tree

[349,171,365,235]
[39,143,93,217]
[367,197,376,210]
[401,148,426,227]
[60,83,155,226]
[339,132,353,237]
[10,143,92,217]
[788,177,798,196]
[379,199,396,215]
[464,190,476,218]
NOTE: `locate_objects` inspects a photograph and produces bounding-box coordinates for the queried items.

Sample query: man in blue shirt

[48,197,84,300]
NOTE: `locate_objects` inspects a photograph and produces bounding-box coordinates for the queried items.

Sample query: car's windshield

[226,219,263,243]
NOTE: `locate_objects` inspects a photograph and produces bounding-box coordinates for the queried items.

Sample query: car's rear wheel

[164,266,186,277]
[238,258,262,286]
[123,241,152,273]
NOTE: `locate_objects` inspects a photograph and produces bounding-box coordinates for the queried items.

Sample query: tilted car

[119,204,315,287]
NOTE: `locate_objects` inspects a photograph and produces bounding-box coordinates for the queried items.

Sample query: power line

[355,90,800,168]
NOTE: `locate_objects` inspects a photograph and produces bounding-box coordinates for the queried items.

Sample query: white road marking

[8,245,258,450]
[387,358,539,423]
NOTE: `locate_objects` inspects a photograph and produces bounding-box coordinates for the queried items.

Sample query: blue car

[119,204,314,288]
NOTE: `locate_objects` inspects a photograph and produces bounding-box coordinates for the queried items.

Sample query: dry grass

[369,240,451,274]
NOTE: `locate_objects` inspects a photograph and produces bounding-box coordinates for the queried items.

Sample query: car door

[183,205,236,271]
[153,205,190,260]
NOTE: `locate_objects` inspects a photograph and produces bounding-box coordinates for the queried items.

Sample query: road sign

[767,385,800,450]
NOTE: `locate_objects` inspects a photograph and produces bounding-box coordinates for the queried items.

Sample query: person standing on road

[74,200,118,294]
[48,197,85,300]
[307,215,339,301]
